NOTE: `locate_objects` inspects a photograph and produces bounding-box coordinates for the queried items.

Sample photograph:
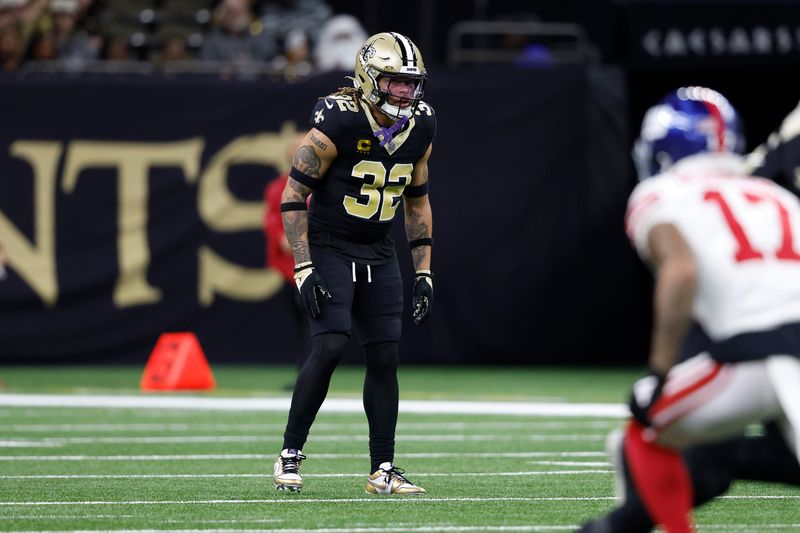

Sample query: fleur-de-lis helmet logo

[360,42,376,65]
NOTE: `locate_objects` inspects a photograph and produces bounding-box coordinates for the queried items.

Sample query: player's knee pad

[308,333,349,370]
[364,342,399,375]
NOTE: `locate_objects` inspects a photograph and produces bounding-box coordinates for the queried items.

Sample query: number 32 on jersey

[344,161,414,221]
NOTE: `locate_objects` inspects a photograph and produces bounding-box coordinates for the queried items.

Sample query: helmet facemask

[366,67,426,120]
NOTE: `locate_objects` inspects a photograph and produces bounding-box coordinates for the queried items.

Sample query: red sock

[624,421,694,533]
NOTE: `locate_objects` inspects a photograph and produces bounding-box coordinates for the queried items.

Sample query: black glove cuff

[294,261,313,273]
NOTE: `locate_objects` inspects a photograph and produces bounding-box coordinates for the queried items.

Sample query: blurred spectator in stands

[0,22,23,70]
[0,0,24,29]
[151,28,189,68]
[495,15,554,68]
[201,0,278,63]
[1,0,46,51]
[161,32,188,64]
[271,27,311,79]
[313,13,365,72]
[102,33,128,60]
[50,0,97,62]
[259,0,331,50]
[0,0,44,28]
[25,25,55,60]
[513,42,553,67]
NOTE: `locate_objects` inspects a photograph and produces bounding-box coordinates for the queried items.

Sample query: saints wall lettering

[0,122,300,309]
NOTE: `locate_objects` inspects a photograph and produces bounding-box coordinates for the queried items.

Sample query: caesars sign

[0,122,302,310]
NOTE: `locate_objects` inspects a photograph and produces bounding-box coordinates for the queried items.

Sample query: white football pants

[644,353,797,458]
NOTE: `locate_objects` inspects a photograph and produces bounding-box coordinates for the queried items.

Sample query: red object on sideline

[140,332,216,391]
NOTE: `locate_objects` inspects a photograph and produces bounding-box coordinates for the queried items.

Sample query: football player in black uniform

[746,97,800,194]
[272,32,434,495]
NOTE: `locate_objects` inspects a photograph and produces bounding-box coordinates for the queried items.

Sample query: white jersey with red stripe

[626,152,800,342]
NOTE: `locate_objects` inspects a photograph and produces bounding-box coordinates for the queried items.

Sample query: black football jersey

[749,104,800,196]
[307,94,436,264]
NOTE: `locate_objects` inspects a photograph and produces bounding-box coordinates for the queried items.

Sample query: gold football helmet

[354,32,427,120]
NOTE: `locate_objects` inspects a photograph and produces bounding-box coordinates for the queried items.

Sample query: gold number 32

[343,160,414,221]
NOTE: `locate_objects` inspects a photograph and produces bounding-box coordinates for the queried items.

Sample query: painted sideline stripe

[0,394,627,418]
[4,434,605,445]
[0,451,606,461]
[0,470,612,480]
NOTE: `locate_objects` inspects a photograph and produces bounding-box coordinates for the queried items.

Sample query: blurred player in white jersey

[579,87,800,533]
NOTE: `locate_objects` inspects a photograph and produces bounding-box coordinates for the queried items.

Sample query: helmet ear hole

[655,151,673,174]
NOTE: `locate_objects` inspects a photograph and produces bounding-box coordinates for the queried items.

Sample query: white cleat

[365,462,426,495]
[273,448,306,492]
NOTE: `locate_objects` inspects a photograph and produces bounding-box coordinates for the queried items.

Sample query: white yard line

[0,394,626,418]
[0,496,618,506]
[0,527,580,533]
[5,527,800,533]
[528,461,610,467]
[0,525,579,533]
[3,514,139,520]
[0,440,62,448]
[0,470,612,480]
[700,526,800,530]
[0,451,606,461]
[4,495,800,508]
[5,421,621,432]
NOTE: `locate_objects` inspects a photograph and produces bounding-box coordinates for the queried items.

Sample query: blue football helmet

[633,86,745,180]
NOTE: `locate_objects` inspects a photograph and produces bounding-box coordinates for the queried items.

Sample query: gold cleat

[365,462,426,495]
[273,448,306,492]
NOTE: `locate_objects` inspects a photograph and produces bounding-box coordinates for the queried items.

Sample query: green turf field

[0,365,798,532]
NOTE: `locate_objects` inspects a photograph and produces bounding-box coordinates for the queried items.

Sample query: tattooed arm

[281,129,337,265]
[404,144,434,271]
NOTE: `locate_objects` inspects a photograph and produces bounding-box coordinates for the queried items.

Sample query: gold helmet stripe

[390,32,416,67]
